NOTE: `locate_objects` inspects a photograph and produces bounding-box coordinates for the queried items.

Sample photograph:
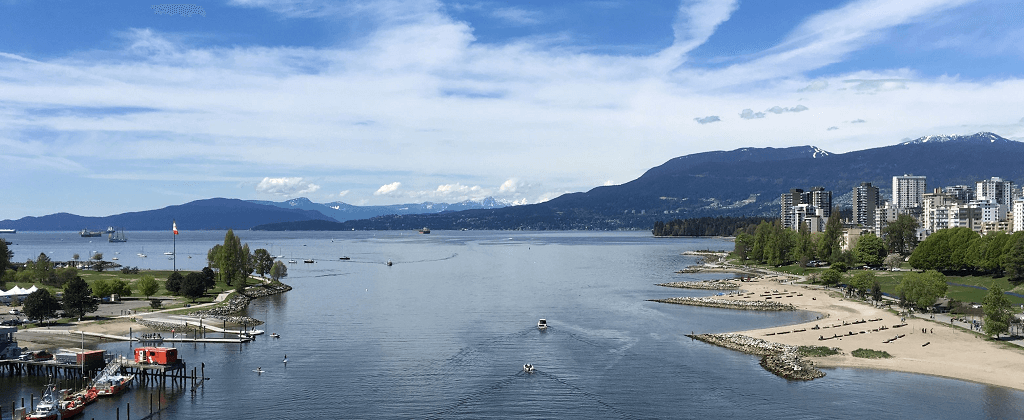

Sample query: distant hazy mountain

[0,198,334,231]
[253,132,1024,231]
[248,196,514,222]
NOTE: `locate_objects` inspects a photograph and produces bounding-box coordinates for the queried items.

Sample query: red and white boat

[89,358,135,397]
[25,383,86,420]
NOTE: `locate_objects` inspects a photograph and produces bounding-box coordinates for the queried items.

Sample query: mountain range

[3,132,1021,232]
[252,132,1024,231]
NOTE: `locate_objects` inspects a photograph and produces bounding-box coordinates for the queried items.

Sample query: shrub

[851,348,892,359]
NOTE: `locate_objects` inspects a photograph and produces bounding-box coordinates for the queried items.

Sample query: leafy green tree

[23,289,61,323]
[982,285,1012,338]
[207,244,222,271]
[848,271,876,298]
[0,238,12,282]
[109,279,131,296]
[215,230,243,286]
[871,280,883,303]
[253,249,274,278]
[853,233,886,267]
[91,252,103,261]
[819,213,843,263]
[909,227,979,271]
[270,260,288,281]
[92,278,112,298]
[201,267,217,289]
[968,231,1011,275]
[820,268,842,286]
[734,233,753,261]
[765,223,794,266]
[181,272,207,303]
[62,276,98,319]
[166,271,184,295]
[896,270,948,310]
[137,275,159,299]
[1005,233,1024,281]
[882,214,919,255]
[750,221,771,263]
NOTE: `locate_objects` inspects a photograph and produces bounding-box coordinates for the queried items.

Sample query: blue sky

[2,0,1023,219]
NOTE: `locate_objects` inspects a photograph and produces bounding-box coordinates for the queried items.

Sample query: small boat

[270,333,280,338]
[303,259,314,263]
[90,358,135,397]
[164,252,174,255]
[339,256,350,260]
[288,260,297,264]
[253,368,266,374]
[111,257,118,260]
[418,227,431,234]
[26,382,87,420]
[106,226,116,233]
[386,260,393,266]
[523,364,535,373]
[537,319,547,330]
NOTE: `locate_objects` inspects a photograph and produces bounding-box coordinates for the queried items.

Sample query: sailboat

[108,227,127,243]
[137,247,147,258]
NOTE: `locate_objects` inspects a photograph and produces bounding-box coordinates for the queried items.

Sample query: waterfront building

[976,177,1015,209]
[943,185,976,203]
[1014,198,1024,232]
[781,187,832,230]
[893,174,927,210]
[853,182,881,227]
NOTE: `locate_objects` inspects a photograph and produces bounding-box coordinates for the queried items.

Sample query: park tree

[109,279,131,296]
[733,233,753,261]
[92,278,112,298]
[72,253,80,263]
[270,260,288,282]
[968,232,1011,275]
[32,253,54,283]
[848,271,876,298]
[165,271,184,295]
[0,238,12,281]
[92,252,103,261]
[820,268,842,286]
[181,272,207,303]
[871,280,883,304]
[819,213,843,263]
[909,227,979,271]
[883,254,903,271]
[253,249,274,278]
[882,214,919,255]
[895,270,948,310]
[201,267,217,289]
[207,244,222,271]
[982,285,1012,338]
[62,276,98,319]
[750,221,771,263]
[22,289,61,323]
[213,230,248,286]
[1004,232,1024,281]
[137,275,159,299]
[853,233,886,267]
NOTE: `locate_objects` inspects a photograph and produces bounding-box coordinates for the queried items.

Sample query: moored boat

[418,227,431,234]
[89,358,135,397]
[537,319,547,330]
[79,229,102,237]
[26,382,88,420]
[0,228,15,234]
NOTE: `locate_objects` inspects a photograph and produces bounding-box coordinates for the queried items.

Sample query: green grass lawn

[4,269,246,304]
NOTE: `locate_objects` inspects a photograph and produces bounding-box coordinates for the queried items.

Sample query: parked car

[7,309,19,315]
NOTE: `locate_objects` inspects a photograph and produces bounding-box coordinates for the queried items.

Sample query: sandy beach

[686,272,1024,391]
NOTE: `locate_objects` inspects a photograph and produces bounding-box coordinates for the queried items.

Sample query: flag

[173,221,178,235]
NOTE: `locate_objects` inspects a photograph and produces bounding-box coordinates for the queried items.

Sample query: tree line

[908,228,1024,280]
[652,216,776,237]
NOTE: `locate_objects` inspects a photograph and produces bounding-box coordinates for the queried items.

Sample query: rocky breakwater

[656,280,739,290]
[687,333,825,381]
[649,296,794,311]
[188,282,293,320]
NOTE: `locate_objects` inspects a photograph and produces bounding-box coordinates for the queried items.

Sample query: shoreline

[660,265,1024,391]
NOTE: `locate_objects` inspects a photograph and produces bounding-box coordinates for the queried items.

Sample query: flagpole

[173,219,177,272]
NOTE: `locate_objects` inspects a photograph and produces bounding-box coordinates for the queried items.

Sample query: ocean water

[2,231,1023,419]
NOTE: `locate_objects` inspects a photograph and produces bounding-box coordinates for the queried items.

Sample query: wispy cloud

[739,109,765,119]
[491,7,542,26]
[374,182,402,195]
[694,115,721,124]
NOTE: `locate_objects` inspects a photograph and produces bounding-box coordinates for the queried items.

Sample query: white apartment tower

[893,175,927,210]
[1014,198,1024,232]
[976,177,1015,208]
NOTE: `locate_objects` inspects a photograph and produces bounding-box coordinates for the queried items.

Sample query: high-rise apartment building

[943,185,975,203]
[780,187,832,231]
[976,177,1015,208]
[853,182,880,227]
[893,175,927,210]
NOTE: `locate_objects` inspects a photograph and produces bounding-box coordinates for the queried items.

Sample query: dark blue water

[3,231,1024,419]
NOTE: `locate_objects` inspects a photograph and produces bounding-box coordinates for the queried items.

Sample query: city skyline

[2,0,1023,219]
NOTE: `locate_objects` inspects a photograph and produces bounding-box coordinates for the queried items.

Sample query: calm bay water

[3,231,1024,419]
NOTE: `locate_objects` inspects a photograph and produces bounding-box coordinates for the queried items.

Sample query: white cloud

[694,115,721,124]
[800,80,829,92]
[338,190,350,197]
[654,0,740,71]
[374,182,402,195]
[766,105,809,114]
[851,119,866,123]
[255,177,320,196]
[499,178,525,193]
[827,126,839,131]
[739,109,765,119]
[603,180,614,186]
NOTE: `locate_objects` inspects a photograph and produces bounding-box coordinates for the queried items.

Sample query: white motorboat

[537,319,547,330]
[523,364,535,373]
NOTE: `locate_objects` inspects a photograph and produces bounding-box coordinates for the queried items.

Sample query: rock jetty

[188,282,293,318]
[687,333,825,381]
[656,280,739,290]
[649,296,794,311]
